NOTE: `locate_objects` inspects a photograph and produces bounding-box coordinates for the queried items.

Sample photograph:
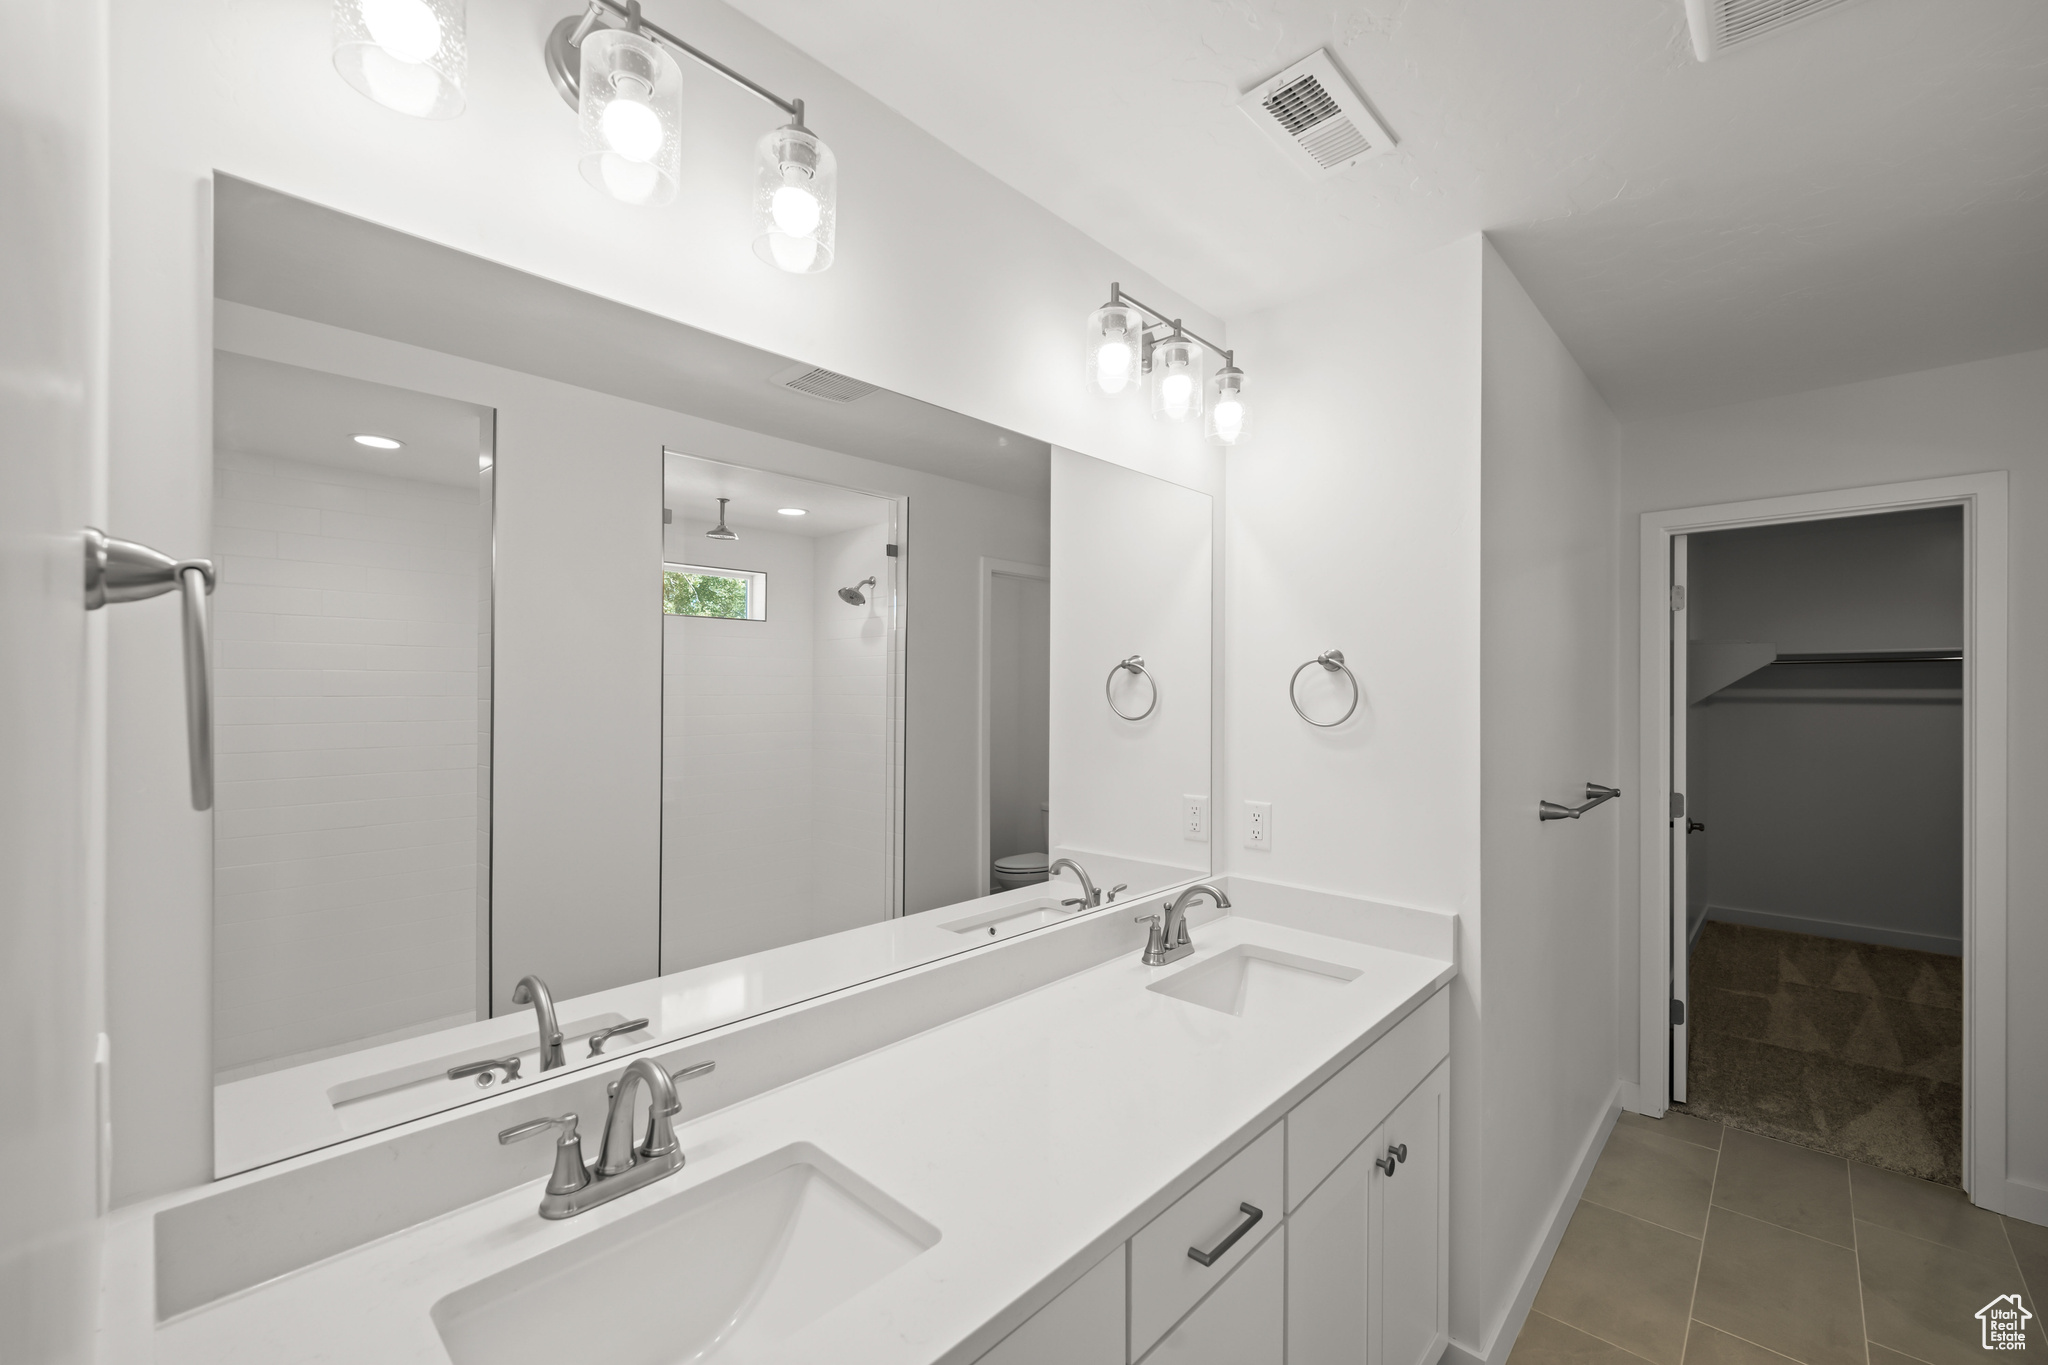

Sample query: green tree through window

[663,568,751,618]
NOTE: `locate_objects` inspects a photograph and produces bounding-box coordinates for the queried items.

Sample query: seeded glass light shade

[332,0,466,119]
[1084,301,1144,397]
[1149,335,1205,424]
[1205,367,1250,446]
[753,124,838,273]
[577,27,684,206]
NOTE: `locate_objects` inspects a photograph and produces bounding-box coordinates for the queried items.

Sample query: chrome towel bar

[1539,783,1621,822]
[1289,649,1360,728]
[84,528,216,810]
[1105,654,1158,721]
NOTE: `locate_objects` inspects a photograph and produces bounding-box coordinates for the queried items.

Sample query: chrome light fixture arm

[1103,282,1235,375]
[545,0,805,122]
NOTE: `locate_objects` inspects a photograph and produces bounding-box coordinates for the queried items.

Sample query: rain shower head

[837,576,877,606]
[706,498,738,541]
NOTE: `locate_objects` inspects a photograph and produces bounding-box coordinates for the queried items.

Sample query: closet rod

[1770,650,1960,665]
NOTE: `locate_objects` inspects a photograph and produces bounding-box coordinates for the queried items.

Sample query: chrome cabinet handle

[84,528,217,810]
[449,1055,523,1086]
[1390,1142,1408,1163]
[1376,1154,1397,1176]
[587,1018,651,1057]
[1187,1202,1263,1267]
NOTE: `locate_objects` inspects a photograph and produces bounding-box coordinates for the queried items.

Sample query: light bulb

[1213,398,1245,443]
[1160,371,1194,420]
[768,232,820,272]
[361,0,441,62]
[1094,340,1133,394]
[771,184,821,238]
[600,97,662,162]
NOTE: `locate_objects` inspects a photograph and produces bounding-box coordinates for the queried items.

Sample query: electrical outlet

[1183,795,1209,842]
[1246,801,1273,849]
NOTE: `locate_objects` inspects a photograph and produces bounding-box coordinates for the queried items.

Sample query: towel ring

[1105,655,1158,722]
[1290,649,1360,728]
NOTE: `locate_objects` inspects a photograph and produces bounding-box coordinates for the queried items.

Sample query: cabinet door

[976,1249,1126,1365]
[1375,1062,1448,1365]
[1143,1226,1283,1365]
[1287,1142,1371,1365]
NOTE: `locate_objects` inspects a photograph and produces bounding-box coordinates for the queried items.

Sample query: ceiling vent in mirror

[770,363,879,404]
[1238,50,1394,180]
[1684,0,1864,59]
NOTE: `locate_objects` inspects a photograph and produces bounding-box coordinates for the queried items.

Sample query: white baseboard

[1978,1174,2048,1225]
[1443,1082,1623,1365]
[1703,903,1960,958]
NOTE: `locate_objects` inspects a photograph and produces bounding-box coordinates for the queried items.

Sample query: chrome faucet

[1136,883,1232,966]
[511,974,566,1071]
[498,1057,715,1219]
[1048,857,1101,908]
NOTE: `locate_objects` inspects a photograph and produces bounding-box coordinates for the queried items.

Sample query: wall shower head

[837,576,877,606]
[706,497,738,541]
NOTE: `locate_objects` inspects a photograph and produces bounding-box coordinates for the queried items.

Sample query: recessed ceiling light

[777,507,807,516]
[352,434,402,450]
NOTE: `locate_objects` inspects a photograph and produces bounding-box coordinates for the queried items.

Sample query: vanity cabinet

[971,987,1449,1365]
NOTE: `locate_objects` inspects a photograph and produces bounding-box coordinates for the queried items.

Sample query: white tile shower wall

[661,521,816,972]
[210,449,484,1074]
[811,522,894,922]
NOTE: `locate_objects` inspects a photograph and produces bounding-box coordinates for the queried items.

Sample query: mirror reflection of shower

[660,453,903,974]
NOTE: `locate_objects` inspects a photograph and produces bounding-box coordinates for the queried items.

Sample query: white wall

[211,449,483,1073]
[107,0,1219,1202]
[1050,450,1211,886]
[662,521,817,972]
[810,522,894,915]
[1616,345,2048,1214]
[0,0,107,1347]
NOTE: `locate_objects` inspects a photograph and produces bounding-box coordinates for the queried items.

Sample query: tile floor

[1510,1111,2047,1365]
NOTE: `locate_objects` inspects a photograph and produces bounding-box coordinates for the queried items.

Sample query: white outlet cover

[1184,795,1210,842]
[1246,801,1273,849]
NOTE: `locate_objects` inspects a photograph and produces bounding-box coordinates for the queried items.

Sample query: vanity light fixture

[1085,284,1251,447]
[776,507,807,517]
[352,433,404,449]
[543,0,837,272]
[331,0,467,119]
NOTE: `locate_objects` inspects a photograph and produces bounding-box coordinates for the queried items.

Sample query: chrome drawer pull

[1376,1153,1397,1177]
[1187,1202,1263,1267]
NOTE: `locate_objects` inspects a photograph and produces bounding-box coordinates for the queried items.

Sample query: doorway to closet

[1637,474,2009,1208]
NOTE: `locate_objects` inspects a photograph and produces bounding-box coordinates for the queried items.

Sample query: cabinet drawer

[1142,1225,1283,1365]
[1287,986,1447,1210]
[1130,1121,1283,1356]
[976,1248,1125,1365]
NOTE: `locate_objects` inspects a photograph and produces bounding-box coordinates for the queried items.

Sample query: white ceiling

[723,0,2048,413]
[214,352,490,487]
[214,178,1052,499]
[665,452,894,537]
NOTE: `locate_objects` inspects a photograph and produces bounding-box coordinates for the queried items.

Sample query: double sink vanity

[110,878,1454,1365]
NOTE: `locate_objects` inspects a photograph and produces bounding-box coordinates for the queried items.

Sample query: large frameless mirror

[208,176,1213,1174]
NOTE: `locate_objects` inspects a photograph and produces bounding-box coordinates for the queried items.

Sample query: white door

[1670,536,1690,1104]
[0,0,110,1351]
[1146,1229,1284,1365]
[1287,1141,1371,1364]
[1377,1065,1449,1365]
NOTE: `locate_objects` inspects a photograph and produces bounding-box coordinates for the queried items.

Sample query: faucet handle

[1107,884,1129,902]
[499,1113,590,1196]
[586,1018,651,1058]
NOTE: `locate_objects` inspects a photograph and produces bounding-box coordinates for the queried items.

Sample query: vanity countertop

[119,912,1455,1365]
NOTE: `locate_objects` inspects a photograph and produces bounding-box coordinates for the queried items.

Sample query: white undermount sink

[1148,944,1363,1017]
[938,896,1081,939]
[432,1144,938,1365]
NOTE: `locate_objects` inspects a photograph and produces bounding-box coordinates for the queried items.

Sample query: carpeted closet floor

[1679,921,1963,1187]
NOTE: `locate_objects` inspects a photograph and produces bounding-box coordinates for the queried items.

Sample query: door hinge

[1670,792,1686,819]
[1670,584,1685,611]
[1671,999,1686,1026]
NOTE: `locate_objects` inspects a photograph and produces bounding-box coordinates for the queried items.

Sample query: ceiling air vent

[1238,49,1394,181]
[770,363,879,404]
[1685,0,1865,59]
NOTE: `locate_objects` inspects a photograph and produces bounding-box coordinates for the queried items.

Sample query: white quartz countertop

[137,912,1454,1365]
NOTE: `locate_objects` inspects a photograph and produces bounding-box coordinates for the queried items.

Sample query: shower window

[664,564,766,620]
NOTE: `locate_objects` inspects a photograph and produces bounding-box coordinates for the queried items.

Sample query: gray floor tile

[2001,1214,2048,1303]
[1868,1344,1935,1365]
[1692,1209,1865,1365]
[1712,1128,1853,1248]
[1619,1109,1723,1151]
[1583,1122,1720,1237]
[1850,1163,2013,1260]
[1858,1219,2040,1365]
[1509,1311,1656,1365]
[1532,1201,1700,1365]
[1683,1321,1803,1365]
